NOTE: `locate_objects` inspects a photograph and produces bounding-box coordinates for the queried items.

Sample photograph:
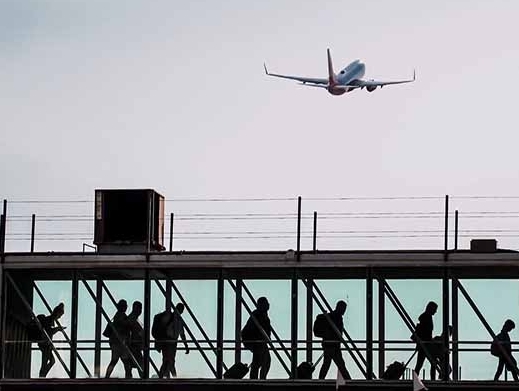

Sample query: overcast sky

[2,0,519,200]
[2,0,519,252]
[3,0,519,381]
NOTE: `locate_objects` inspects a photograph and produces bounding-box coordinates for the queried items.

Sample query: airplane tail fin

[327,48,337,85]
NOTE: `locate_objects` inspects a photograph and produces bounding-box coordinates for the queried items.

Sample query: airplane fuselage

[329,60,366,95]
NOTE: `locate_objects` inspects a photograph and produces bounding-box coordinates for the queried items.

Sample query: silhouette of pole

[30,214,35,253]
[297,196,301,262]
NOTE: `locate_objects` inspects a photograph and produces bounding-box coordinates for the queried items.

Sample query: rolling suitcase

[382,351,417,380]
[223,362,249,379]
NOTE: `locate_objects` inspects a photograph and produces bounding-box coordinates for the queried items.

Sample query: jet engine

[366,85,377,92]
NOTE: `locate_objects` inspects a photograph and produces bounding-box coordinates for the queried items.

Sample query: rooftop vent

[94,189,165,254]
[470,239,497,253]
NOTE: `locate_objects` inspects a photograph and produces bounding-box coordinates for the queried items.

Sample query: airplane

[264,48,415,95]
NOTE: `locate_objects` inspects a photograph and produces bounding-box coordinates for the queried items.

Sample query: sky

[2,0,519,382]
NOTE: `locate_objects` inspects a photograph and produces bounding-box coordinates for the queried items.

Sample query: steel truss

[2,256,519,382]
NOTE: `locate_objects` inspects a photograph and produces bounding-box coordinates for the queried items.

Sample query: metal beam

[70,273,79,378]
[216,273,224,378]
[291,271,298,378]
[143,270,151,379]
[234,279,242,364]
[306,278,313,364]
[94,279,102,378]
[452,278,459,380]
[378,278,385,377]
[5,272,71,377]
[227,279,291,377]
[154,279,218,377]
[366,268,373,380]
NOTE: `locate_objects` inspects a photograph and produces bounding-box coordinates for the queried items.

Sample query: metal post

[296,196,301,262]
[291,271,298,378]
[30,214,35,253]
[312,211,317,253]
[217,273,224,378]
[306,278,313,363]
[143,270,151,379]
[169,213,174,252]
[70,272,79,378]
[443,195,450,381]
[454,210,459,251]
[378,278,385,377]
[452,278,459,381]
[166,278,172,312]
[0,268,6,379]
[94,279,102,377]
[366,268,373,380]
[1,199,7,261]
[235,279,242,364]
[444,195,449,252]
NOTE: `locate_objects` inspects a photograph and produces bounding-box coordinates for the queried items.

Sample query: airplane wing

[356,70,416,88]
[264,63,328,85]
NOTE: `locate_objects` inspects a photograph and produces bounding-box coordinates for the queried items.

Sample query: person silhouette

[318,300,351,380]
[413,301,438,377]
[105,299,132,378]
[242,296,272,379]
[38,303,65,377]
[493,319,519,381]
[127,301,144,378]
[155,303,189,378]
[430,325,452,380]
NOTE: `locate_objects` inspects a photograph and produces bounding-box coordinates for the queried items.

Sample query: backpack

[313,313,331,338]
[491,338,501,357]
[102,322,113,339]
[241,318,261,350]
[27,315,46,342]
[296,361,314,379]
[382,361,406,380]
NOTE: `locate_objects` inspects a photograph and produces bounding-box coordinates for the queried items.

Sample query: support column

[366,269,373,380]
[234,279,242,364]
[291,271,298,378]
[94,279,102,378]
[217,273,224,378]
[143,270,151,379]
[70,273,79,378]
[378,278,385,377]
[306,278,313,363]
[452,278,459,380]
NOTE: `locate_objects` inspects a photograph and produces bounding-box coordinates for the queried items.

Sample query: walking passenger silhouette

[153,303,189,378]
[105,299,132,378]
[317,300,351,380]
[492,319,519,381]
[127,301,144,378]
[413,301,438,378]
[241,296,272,379]
[36,303,65,377]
